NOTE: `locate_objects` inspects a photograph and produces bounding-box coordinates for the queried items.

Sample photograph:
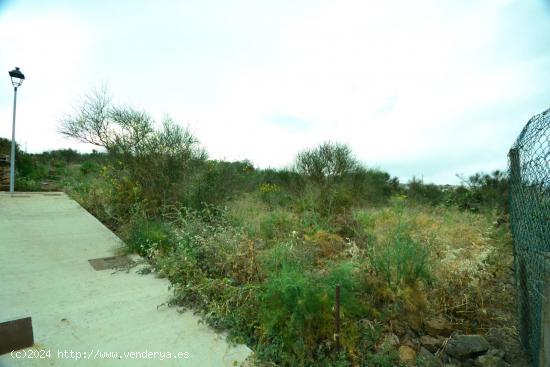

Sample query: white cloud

[0,0,549,183]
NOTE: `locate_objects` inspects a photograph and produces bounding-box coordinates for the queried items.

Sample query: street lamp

[8,67,25,193]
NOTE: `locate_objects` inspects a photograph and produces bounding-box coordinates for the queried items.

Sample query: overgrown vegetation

[1,91,515,366]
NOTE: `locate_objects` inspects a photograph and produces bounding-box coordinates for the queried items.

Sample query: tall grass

[369,222,432,289]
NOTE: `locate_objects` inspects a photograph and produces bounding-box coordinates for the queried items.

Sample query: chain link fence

[508,108,550,367]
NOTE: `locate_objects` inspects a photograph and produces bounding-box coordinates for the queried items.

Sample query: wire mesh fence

[508,108,550,367]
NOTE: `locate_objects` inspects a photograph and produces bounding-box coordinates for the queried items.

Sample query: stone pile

[388,316,518,367]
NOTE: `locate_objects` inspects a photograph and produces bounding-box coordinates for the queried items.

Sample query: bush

[259,182,292,207]
[124,217,176,256]
[406,177,445,206]
[351,168,400,205]
[41,149,82,163]
[0,138,45,181]
[183,160,258,209]
[59,88,207,211]
[260,241,316,275]
[259,209,297,242]
[259,267,334,365]
[294,142,398,218]
[80,161,99,175]
[452,171,509,213]
[295,142,362,216]
[295,142,359,185]
[406,171,509,214]
[304,230,345,260]
[300,208,335,235]
[15,177,42,191]
[259,261,364,366]
[260,168,305,196]
[351,210,375,243]
[369,214,432,289]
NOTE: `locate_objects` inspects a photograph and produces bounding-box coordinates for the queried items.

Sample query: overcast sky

[1,0,549,183]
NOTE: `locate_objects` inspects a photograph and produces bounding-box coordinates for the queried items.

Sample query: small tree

[295,142,361,216]
[295,142,359,186]
[59,88,206,210]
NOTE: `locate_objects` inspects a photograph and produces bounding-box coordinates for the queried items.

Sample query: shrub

[350,209,375,244]
[350,168,400,205]
[369,218,432,289]
[452,170,509,213]
[260,168,305,196]
[259,267,334,365]
[0,138,48,181]
[124,217,175,256]
[295,142,362,217]
[258,261,363,366]
[41,148,81,163]
[260,241,316,275]
[80,160,99,175]
[59,88,207,211]
[184,160,257,209]
[295,142,359,185]
[15,177,42,191]
[406,177,445,206]
[259,182,291,207]
[304,230,345,260]
[163,206,262,283]
[294,143,398,218]
[259,209,297,242]
[299,207,334,235]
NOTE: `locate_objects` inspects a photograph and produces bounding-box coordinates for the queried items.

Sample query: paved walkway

[0,192,251,366]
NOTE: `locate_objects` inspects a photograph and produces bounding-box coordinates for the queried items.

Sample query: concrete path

[0,192,251,366]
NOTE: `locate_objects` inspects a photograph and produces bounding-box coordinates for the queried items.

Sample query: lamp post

[8,67,25,193]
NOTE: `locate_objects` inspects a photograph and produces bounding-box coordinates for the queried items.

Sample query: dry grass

[356,201,514,332]
[226,193,270,235]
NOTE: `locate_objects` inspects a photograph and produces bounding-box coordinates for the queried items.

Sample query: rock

[475,355,507,367]
[400,334,418,349]
[440,352,460,365]
[484,329,513,360]
[417,347,441,367]
[475,349,508,367]
[445,335,490,360]
[486,349,505,359]
[420,335,443,353]
[424,316,452,337]
[485,328,529,365]
[408,314,423,333]
[398,345,417,365]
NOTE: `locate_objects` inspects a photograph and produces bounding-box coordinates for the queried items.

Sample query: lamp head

[9,67,25,88]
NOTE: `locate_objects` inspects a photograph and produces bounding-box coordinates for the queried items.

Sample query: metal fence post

[509,148,530,352]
